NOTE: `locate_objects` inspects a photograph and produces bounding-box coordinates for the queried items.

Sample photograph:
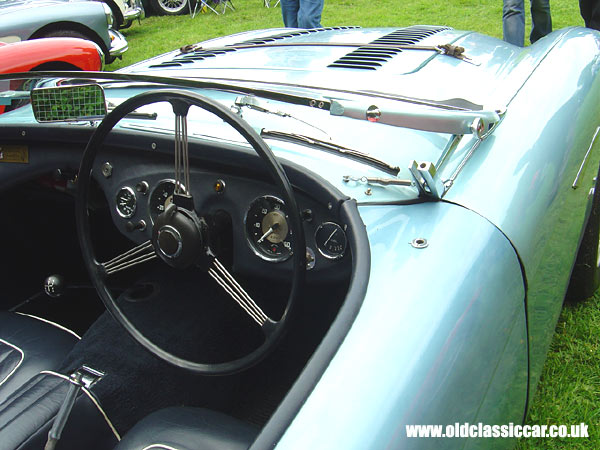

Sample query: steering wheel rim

[76,89,306,375]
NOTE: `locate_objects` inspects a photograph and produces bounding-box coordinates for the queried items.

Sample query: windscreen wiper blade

[181,42,475,64]
[260,129,400,176]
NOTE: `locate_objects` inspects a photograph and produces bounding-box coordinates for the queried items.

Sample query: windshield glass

[0,72,487,203]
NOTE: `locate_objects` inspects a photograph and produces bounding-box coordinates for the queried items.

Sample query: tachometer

[245,195,293,262]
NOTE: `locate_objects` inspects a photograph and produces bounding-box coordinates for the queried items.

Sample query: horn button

[152,203,204,269]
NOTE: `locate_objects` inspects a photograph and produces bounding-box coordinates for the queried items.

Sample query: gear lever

[44,274,65,298]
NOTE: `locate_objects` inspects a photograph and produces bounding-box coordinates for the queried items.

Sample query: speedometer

[245,195,293,262]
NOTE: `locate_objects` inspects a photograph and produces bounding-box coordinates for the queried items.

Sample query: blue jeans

[280,0,324,28]
[503,0,552,46]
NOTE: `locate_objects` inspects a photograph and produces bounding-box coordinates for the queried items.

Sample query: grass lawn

[108,1,598,447]
[109,0,585,70]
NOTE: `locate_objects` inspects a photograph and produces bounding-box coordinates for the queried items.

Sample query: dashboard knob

[136,181,149,194]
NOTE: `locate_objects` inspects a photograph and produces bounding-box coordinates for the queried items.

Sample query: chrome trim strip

[40,370,121,441]
[0,338,24,386]
[15,312,81,340]
[573,126,600,189]
[142,445,181,450]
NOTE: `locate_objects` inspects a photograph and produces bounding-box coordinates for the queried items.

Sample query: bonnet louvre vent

[230,26,359,46]
[149,26,360,68]
[328,26,450,70]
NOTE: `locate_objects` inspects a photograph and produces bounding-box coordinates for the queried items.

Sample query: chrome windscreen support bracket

[409,160,445,198]
[330,100,501,137]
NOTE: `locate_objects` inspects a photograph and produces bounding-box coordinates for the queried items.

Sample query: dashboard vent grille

[328,26,451,70]
[149,27,361,68]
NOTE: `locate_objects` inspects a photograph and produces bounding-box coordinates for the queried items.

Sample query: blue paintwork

[444,27,600,394]
[1,24,599,449]
[276,202,526,449]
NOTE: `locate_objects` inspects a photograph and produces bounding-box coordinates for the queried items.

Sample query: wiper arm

[235,95,329,138]
[181,42,476,64]
[260,129,400,176]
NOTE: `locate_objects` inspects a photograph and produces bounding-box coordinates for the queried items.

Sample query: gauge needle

[257,223,280,244]
[324,229,337,246]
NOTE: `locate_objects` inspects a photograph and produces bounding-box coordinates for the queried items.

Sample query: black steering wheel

[76,90,305,375]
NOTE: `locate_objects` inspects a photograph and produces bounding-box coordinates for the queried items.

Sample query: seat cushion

[115,407,258,450]
[0,312,79,404]
[0,372,119,450]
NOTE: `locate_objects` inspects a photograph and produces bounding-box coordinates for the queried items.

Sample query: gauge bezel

[115,186,136,218]
[148,179,185,225]
[244,195,293,263]
[315,221,347,260]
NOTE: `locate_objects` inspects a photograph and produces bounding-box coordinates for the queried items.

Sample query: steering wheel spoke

[100,240,157,276]
[208,257,271,327]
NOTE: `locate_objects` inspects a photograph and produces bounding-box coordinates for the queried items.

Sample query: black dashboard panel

[0,124,353,283]
[92,142,351,282]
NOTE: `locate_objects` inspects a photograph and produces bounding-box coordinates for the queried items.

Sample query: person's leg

[580,0,600,31]
[297,0,324,29]
[280,0,300,28]
[530,0,552,43]
[590,0,600,30]
[503,0,526,46]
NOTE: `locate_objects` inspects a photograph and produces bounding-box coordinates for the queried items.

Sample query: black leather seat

[115,407,259,450]
[0,371,119,450]
[0,311,79,404]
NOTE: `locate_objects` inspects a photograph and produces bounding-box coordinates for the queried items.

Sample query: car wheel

[567,166,600,301]
[150,0,189,15]
[39,30,89,40]
[106,1,125,29]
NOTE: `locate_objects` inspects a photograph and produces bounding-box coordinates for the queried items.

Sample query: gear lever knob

[44,274,65,298]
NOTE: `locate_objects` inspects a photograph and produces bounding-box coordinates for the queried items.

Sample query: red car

[0,37,104,73]
[0,37,103,113]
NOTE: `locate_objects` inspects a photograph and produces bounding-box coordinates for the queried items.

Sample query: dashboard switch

[126,220,146,232]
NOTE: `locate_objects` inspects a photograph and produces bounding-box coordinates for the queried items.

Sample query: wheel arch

[30,22,108,57]
[31,61,83,72]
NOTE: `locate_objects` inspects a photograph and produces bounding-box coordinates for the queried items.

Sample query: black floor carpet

[59,266,348,435]
[58,265,289,434]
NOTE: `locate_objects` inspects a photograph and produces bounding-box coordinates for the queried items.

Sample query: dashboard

[92,142,352,282]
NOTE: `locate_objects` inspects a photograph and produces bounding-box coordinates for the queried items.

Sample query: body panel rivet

[411,238,428,248]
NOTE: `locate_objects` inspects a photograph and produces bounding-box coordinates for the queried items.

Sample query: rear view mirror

[31,84,106,122]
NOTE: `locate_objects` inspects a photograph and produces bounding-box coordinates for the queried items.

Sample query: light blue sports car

[0,25,598,449]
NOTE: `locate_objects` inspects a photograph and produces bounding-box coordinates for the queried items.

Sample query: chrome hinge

[409,160,445,198]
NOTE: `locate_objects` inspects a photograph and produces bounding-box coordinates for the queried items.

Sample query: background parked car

[0,0,128,64]
[90,0,145,29]
[0,37,103,114]
[0,37,104,73]
[142,0,189,16]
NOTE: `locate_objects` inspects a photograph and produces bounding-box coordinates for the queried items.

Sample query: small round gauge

[245,195,293,262]
[116,187,136,218]
[148,180,181,223]
[315,222,347,260]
